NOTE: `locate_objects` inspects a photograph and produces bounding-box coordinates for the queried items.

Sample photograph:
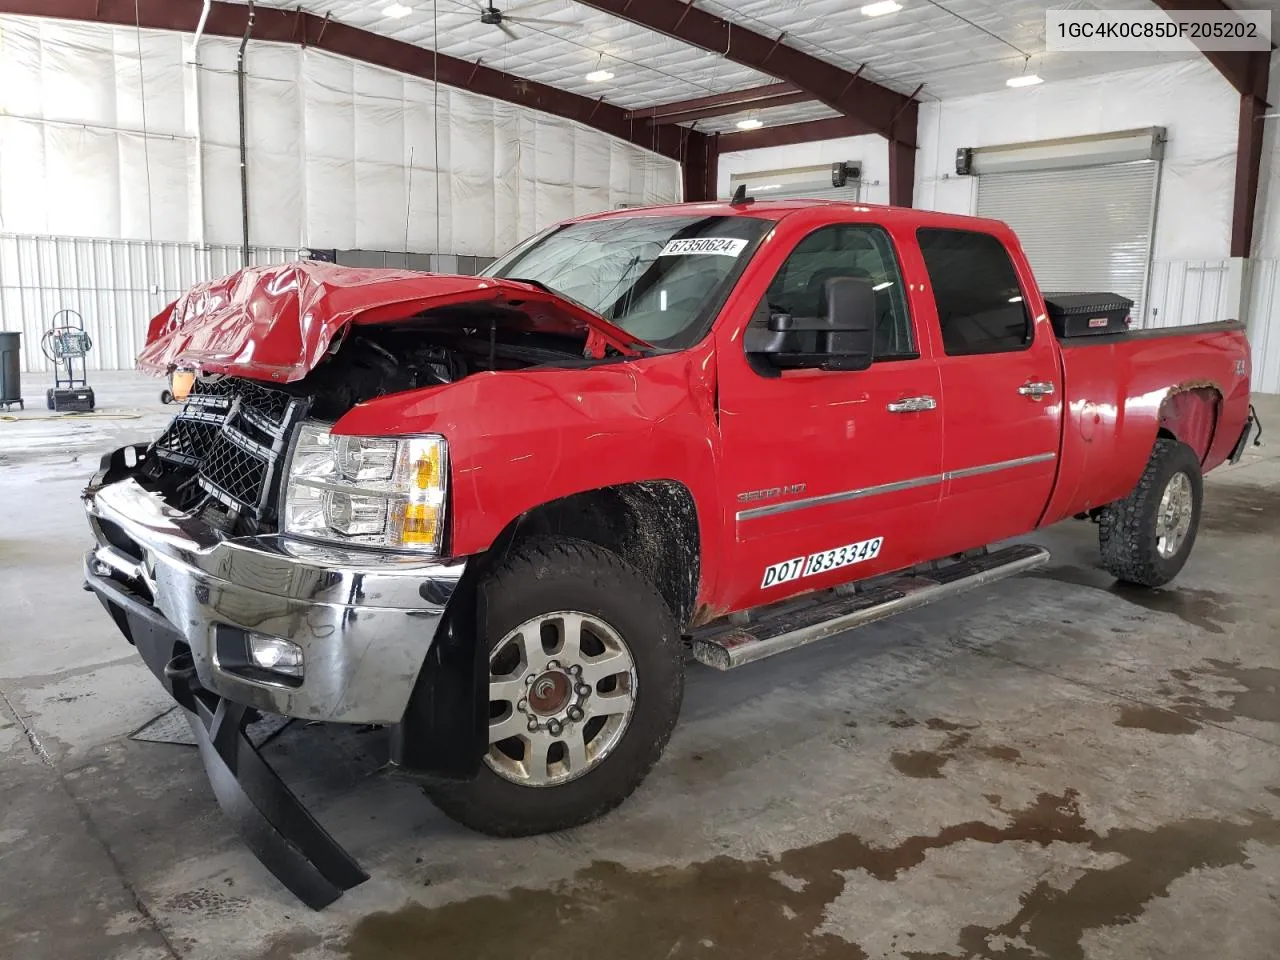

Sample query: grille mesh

[152,377,304,530]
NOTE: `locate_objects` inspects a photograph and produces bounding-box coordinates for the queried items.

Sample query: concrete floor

[2,372,1279,960]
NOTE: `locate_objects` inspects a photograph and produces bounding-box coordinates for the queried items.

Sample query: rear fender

[1158,385,1222,464]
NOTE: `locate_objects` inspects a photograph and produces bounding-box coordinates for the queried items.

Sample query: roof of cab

[565,198,1007,233]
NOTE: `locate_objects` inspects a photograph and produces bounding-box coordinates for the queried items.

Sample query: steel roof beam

[574,0,918,148]
[624,82,814,125]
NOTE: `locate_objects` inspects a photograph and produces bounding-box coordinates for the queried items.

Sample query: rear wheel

[423,537,684,836]
[1099,437,1203,587]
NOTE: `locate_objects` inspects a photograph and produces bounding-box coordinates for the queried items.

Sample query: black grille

[152,377,305,530]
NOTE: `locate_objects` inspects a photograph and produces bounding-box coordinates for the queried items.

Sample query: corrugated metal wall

[0,234,296,373]
[0,234,494,373]
[1145,257,1280,394]
[1146,259,1236,329]
[1246,259,1280,395]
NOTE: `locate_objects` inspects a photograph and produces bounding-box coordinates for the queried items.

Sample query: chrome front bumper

[84,473,465,725]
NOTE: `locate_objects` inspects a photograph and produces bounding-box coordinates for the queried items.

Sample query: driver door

[715,222,944,613]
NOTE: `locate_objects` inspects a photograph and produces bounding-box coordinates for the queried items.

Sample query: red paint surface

[136,262,647,381]
[140,199,1253,619]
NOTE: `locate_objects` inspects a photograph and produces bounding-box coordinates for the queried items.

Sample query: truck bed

[1039,319,1251,526]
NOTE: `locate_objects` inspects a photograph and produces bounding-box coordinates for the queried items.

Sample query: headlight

[282,422,447,553]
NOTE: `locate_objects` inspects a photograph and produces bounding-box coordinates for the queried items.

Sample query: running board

[691,543,1050,670]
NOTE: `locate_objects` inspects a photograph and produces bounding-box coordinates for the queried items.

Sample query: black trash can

[0,331,22,411]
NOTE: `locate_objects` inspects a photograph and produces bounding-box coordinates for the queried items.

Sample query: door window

[757,224,916,362]
[917,228,1031,356]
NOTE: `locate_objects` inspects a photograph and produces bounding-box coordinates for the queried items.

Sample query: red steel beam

[575,0,918,147]
[1150,0,1272,256]
[1233,93,1268,257]
[681,131,720,202]
[0,0,712,168]
[888,138,915,208]
[625,82,813,125]
[1150,0,1271,97]
[714,114,879,152]
[716,112,917,207]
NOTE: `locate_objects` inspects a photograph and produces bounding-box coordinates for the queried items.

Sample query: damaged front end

[81,263,632,906]
[83,437,468,907]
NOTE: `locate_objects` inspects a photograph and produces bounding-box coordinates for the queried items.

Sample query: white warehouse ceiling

[243,0,1211,116]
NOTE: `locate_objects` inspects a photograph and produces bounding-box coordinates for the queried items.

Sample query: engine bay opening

[137,304,610,537]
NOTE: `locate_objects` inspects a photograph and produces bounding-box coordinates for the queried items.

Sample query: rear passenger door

[915,227,1063,552]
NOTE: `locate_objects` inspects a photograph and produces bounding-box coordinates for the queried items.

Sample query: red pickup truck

[83,199,1257,906]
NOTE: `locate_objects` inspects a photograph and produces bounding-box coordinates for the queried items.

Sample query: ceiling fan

[474,2,564,39]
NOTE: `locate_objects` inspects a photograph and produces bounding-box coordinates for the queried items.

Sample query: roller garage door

[976,160,1159,325]
[729,162,861,202]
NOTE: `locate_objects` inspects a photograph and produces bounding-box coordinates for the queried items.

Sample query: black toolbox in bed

[1042,293,1133,338]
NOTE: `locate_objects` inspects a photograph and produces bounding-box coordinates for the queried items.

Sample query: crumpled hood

[136,261,647,382]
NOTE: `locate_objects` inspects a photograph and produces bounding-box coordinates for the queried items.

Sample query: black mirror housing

[752,277,876,371]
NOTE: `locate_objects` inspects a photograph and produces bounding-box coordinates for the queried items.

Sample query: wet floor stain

[1113,659,1280,735]
[890,748,951,779]
[888,721,1020,779]
[903,811,1280,960]
[341,792,1280,960]
[1114,703,1202,735]
[1033,565,1235,634]
[1167,660,1280,725]
[1199,482,1280,538]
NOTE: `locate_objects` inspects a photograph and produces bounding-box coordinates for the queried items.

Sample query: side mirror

[747,277,875,371]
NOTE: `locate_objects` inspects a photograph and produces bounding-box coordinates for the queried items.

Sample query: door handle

[1018,381,1056,400]
[886,396,938,413]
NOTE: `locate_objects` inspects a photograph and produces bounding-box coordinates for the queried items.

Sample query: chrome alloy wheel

[1155,471,1194,559]
[484,611,638,787]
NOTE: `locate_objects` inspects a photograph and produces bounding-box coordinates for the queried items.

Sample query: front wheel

[423,537,684,837]
[1099,437,1203,587]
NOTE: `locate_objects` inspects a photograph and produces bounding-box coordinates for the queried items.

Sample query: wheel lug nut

[568,706,584,722]
[575,684,591,697]
[548,720,563,736]
[568,664,582,676]
[527,719,539,732]
[548,660,561,670]
[517,699,528,712]
[525,674,536,686]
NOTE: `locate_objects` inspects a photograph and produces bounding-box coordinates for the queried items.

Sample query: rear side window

[917,228,1031,355]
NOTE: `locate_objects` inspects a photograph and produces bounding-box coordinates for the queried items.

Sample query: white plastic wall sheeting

[1,233,296,373]
[1251,58,1280,261]
[915,59,1237,262]
[0,15,681,253]
[716,135,889,204]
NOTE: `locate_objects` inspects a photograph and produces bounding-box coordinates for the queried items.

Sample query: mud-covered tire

[423,536,684,837]
[1099,438,1203,587]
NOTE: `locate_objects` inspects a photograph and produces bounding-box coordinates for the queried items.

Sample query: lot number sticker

[658,237,748,257]
[760,536,885,589]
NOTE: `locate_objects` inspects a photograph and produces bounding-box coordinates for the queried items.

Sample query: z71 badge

[761,536,885,589]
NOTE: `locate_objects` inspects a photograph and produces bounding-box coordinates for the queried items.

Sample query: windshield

[483,215,773,349]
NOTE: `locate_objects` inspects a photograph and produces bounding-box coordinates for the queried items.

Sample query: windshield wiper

[504,276,555,294]
[504,275,656,354]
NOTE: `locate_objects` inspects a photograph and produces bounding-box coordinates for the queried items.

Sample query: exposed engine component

[139,305,605,535]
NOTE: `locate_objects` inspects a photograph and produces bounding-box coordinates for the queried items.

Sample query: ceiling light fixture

[382,3,413,17]
[737,117,764,130]
[585,52,614,84]
[1008,54,1042,88]
[861,1,902,16]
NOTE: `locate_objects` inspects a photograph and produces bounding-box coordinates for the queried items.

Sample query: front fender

[335,343,725,600]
